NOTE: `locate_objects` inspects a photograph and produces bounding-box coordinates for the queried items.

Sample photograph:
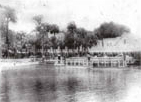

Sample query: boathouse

[64,55,127,68]
[56,34,140,68]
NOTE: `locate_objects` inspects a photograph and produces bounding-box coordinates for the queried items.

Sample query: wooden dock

[63,56,126,68]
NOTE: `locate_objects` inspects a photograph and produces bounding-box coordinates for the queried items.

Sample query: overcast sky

[0,0,141,37]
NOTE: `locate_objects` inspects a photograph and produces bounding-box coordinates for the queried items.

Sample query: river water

[1,65,141,102]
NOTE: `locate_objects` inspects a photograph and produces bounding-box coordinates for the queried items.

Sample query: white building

[89,33,141,53]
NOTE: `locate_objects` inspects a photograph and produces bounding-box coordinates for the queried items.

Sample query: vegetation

[1,6,132,58]
[50,24,59,37]
[94,22,130,46]
[0,6,17,57]
[95,22,130,38]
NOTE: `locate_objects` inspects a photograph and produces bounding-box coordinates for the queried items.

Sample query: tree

[94,22,130,47]
[66,22,77,54]
[33,15,51,56]
[50,36,58,54]
[40,23,51,55]
[16,31,26,52]
[33,15,43,26]
[64,24,98,56]
[67,22,77,33]
[2,6,17,57]
[75,28,87,53]
[84,33,97,51]
[24,34,38,57]
[58,39,65,54]
[76,28,97,54]
[50,24,59,37]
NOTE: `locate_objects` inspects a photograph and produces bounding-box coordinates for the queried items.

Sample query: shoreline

[0,58,140,71]
[0,58,39,71]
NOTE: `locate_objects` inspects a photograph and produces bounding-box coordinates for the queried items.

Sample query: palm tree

[50,24,59,37]
[40,23,51,56]
[64,31,74,54]
[67,22,77,55]
[50,36,58,55]
[58,39,65,55]
[76,28,87,54]
[67,22,77,33]
[33,15,51,57]
[3,6,17,57]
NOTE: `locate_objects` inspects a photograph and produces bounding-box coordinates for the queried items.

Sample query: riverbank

[0,58,140,72]
[0,58,39,71]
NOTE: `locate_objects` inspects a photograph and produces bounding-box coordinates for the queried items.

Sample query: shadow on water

[1,72,10,102]
[32,77,57,102]
[66,77,79,92]
[86,69,132,102]
[62,76,79,102]
[0,65,58,102]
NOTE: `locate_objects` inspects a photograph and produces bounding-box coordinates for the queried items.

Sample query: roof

[89,34,141,52]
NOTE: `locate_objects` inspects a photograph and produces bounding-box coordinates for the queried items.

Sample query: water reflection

[1,65,141,102]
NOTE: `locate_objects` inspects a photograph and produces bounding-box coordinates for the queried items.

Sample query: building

[89,34,141,53]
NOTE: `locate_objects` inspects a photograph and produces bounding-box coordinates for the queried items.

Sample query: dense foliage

[1,6,131,58]
[94,22,130,39]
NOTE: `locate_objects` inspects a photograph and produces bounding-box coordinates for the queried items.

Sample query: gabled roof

[89,34,141,52]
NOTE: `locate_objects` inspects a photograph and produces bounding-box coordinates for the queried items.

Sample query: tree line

[0,6,130,58]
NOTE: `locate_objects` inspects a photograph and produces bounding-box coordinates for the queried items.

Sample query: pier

[90,56,126,67]
[56,56,128,68]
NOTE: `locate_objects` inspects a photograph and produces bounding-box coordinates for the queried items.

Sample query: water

[1,65,141,102]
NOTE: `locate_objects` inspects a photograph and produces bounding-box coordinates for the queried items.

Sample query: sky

[0,0,141,38]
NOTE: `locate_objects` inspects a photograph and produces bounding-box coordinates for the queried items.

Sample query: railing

[56,56,127,67]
